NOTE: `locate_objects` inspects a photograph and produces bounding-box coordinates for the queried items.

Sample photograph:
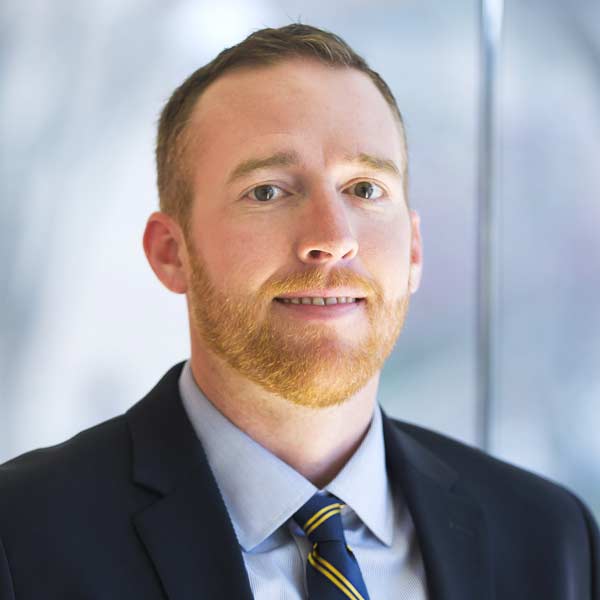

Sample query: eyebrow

[226,150,402,185]
[226,151,300,185]
[346,152,401,179]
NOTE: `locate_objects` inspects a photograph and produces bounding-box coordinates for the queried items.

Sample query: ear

[142,211,189,294]
[408,209,423,294]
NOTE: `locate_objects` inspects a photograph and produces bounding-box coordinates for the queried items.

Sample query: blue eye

[349,181,385,200]
[248,184,284,202]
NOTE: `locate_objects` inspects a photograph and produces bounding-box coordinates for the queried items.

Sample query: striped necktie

[293,493,370,600]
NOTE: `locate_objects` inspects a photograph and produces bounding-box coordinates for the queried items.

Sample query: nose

[295,189,359,265]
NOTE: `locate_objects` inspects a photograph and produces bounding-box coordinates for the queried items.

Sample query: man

[0,23,597,600]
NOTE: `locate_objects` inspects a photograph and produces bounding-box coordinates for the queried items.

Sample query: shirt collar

[179,360,393,551]
[326,402,394,546]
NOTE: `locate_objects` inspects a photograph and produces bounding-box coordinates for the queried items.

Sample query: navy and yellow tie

[293,494,370,600]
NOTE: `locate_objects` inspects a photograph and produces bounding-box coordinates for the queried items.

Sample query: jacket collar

[382,411,492,600]
[126,361,254,600]
[126,361,491,600]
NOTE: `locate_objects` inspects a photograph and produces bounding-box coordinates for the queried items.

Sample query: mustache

[261,267,382,299]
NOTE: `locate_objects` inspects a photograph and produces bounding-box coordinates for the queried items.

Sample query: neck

[188,343,380,489]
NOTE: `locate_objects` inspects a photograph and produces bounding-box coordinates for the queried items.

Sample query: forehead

[186,58,405,173]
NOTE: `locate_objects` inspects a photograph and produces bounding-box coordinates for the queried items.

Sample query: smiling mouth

[274,297,365,306]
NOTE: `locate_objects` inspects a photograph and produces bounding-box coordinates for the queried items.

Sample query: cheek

[194,218,286,292]
[363,225,408,255]
[359,219,411,290]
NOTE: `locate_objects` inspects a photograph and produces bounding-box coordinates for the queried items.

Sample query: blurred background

[1,0,599,521]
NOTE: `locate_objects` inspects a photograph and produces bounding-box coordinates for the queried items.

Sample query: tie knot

[293,494,347,543]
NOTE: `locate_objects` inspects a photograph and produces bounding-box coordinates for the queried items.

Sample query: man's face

[182,58,421,408]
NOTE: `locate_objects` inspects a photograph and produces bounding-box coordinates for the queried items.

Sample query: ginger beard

[186,241,411,408]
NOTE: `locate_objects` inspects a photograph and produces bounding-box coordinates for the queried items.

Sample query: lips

[275,289,367,300]
[275,297,361,305]
[272,297,366,322]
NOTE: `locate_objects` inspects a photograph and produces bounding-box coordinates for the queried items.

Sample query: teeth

[278,297,359,305]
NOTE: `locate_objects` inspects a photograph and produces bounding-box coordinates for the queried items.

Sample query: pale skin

[143,58,423,488]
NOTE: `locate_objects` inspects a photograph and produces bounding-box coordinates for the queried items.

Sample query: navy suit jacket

[0,362,598,599]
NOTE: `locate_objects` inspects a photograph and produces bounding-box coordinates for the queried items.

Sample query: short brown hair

[156,23,408,233]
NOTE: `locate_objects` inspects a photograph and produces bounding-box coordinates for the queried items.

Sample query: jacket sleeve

[571,492,600,600]
[0,535,15,600]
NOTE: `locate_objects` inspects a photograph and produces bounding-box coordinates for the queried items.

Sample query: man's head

[155,23,409,234]
[144,24,423,408]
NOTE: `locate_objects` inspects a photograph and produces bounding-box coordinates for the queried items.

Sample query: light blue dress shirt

[179,360,428,599]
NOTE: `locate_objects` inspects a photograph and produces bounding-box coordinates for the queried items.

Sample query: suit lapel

[382,412,493,600]
[126,362,253,600]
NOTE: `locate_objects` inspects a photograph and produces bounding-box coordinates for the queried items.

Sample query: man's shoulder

[0,362,186,505]
[388,416,595,526]
[390,416,568,493]
[0,413,131,513]
[387,418,599,595]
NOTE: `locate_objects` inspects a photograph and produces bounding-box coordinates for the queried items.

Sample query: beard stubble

[186,246,410,408]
